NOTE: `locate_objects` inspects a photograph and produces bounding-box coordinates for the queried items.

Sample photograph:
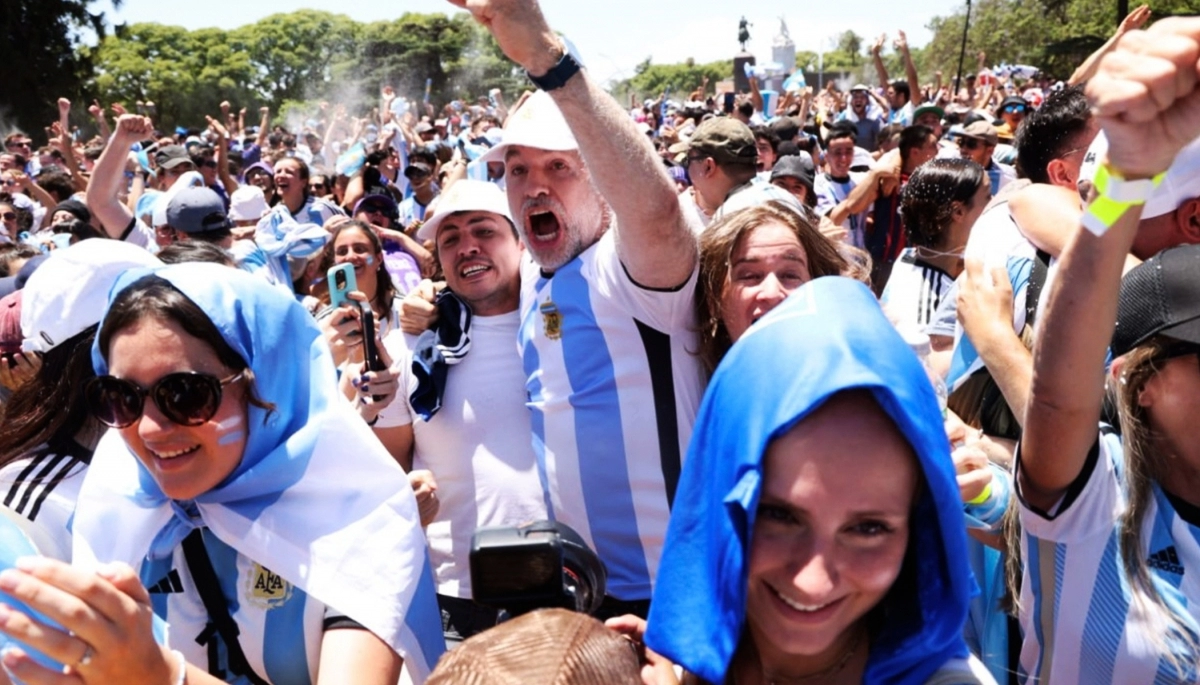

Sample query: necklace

[733,630,864,685]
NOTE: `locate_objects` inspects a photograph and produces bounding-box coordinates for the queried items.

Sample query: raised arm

[1021,18,1200,511]
[1069,4,1151,86]
[205,116,238,195]
[452,0,695,287]
[870,34,889,89]
[256,107,270,149]
[86,115,153,237]
[896,31,922,105]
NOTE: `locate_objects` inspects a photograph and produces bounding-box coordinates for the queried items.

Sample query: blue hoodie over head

[645,276,974,685]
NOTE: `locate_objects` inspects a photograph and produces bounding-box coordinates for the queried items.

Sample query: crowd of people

[0,0,1199,684]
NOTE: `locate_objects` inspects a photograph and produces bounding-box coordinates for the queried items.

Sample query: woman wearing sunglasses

[642,277,990,685]
[0,263,444,684]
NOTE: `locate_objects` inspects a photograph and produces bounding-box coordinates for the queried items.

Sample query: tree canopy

[1,0,121,135]
[82,11,527,131]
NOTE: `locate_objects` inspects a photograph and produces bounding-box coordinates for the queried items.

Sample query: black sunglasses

[86,371,244,429]
[1158,341,1200,366]
[957,138,983,150]
[1,212,15,221]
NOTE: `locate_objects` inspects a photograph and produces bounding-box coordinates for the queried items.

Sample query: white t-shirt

[376,311,548,598]
[518,231,704,601]
[1017,429,1200,685]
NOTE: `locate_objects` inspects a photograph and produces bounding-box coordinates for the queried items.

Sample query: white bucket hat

[416,180,514,242]
[478,91,579,166]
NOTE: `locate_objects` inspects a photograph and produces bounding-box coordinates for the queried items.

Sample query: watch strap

[526,47,583,92]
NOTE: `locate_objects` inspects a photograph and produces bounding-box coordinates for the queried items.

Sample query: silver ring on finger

[77,642,95,667]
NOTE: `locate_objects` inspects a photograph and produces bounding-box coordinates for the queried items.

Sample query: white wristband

[172,649,187,685]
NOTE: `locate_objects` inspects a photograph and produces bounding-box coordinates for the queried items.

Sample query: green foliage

[923,0,1198,81]
[611,60,733,102]
[80,10,526,131]
[0,0,120,136]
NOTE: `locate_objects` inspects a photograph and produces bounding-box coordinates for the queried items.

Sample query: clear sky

[107,0,967,83]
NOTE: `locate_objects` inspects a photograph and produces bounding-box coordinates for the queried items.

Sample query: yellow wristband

[966,482,993,506]
[1082,163,1166,236]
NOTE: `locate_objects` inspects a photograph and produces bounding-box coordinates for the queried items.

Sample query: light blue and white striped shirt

[1018,429,1200,684]
[518,232,704,601]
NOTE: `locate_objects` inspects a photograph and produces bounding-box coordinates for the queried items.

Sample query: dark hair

[900,158,985,248]
[0,243,38,277]
[319,220,397,323]
[275,157,312,202]
[0,328,97,469]
[752,125,780,155]
[410,146,438,167]
[1014,84,1092,184]
[695,202,849,376]
[96,276,274,415]
[899,125,934,162]
[0,199,33,233]
[877,123,905,149]
[34,170,75,204]
[890,80,910,101]
[825,123,857,146]
[51,218,103,243]
[736,100,755,118]
[157,241,238,267]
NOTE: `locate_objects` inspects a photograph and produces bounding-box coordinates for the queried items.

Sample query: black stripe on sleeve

[635,320,682,509]
[12,454,67,517]
[3,458,43,508]
[27,457,80,522]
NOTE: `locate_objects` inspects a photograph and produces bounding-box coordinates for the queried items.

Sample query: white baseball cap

[478,91,579,166]
[1081,131,1200,220]
[228,185,270,222]
[416,180,514,243]
[21,240,161,354]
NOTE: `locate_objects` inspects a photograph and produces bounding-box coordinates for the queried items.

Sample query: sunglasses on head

[86,371,244,429]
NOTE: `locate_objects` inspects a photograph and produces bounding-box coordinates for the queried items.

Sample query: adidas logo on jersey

[1148,546,1184,576]
[148,569,184,594]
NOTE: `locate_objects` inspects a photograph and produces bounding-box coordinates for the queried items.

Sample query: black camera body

[469,520,607,617]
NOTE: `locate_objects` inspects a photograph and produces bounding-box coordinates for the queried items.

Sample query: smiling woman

[694,202,850,376]
[645,276,991,685]
[0,263,444,685]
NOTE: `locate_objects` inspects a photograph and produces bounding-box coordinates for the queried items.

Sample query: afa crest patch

[245,563,293,609]
[540,300,562,340]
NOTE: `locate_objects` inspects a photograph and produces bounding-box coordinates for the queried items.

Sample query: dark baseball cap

[687,117,757,165]
[354,194,399,222]
[166,187,233,235]
[769,154,814,187]
[1113,243,1200,357]
[155,145,194,170]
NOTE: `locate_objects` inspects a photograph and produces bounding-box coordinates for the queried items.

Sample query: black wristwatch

[526,46,584,92]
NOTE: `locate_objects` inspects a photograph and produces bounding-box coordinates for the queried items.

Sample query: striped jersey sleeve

[0,439,91,561]
[1016,429,1200,684]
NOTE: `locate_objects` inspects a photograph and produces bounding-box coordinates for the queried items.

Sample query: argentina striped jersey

[142,529,347,685]
[519,231,704,601]
[1017,428,1200,684]
[0,437,91,561]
